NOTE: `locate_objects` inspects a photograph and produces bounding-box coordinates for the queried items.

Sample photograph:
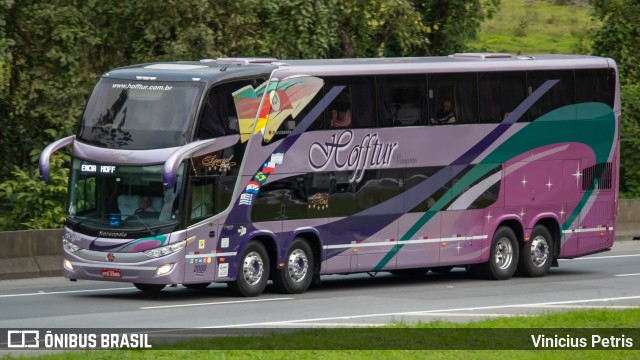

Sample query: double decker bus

[40,53,620,296]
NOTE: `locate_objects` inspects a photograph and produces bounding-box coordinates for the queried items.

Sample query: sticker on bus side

[218,263,229,277]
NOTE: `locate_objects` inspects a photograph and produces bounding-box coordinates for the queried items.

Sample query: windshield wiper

[68,216,92,233]
[121,213,158,236]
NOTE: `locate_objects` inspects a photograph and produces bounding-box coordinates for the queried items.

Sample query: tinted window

[307,172,331,218]
[196,80,259,140]
[77,78,203,149]
[328,171,356,217]
[448,165,502,210]
[575,69,615,108]
[251,174,308,222]
[325,77,376,129]
[479,72,527,123]
[527,70,575,121]
[378,169,403,213]
[308,171,358,218]
[187,140,246,225]
[377,75,426,127]
[428,73,478,125]
[404,167,446,212]
[355,170,379,212]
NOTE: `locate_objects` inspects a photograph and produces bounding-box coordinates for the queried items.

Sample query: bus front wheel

[480,226,519,280]
[272,238,314,294]
[228,241,270,297]
[518,225,553,277]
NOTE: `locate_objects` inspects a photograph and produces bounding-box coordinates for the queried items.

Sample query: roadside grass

[8,308,639,359]
[469,0,596,55]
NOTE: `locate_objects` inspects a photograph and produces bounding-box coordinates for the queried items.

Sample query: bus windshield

[67,158,184,233]
[77,78,204,149]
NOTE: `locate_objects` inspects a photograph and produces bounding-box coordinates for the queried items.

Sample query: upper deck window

[377,75,426,127]
[77,78,204,149]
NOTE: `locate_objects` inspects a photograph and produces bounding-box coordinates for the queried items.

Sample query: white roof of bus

[273,54,613,77]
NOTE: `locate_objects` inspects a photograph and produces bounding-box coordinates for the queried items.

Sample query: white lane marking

[407,313,524,318]
[536,305,638,309]
[614,273,640,277]
[560,253,640,261]
[140,297,294,310]
[205,294,640,328]
[0,287,134,298]
[273,323,389,328]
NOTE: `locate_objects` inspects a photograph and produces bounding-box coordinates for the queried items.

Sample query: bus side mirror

[40,135,75,181]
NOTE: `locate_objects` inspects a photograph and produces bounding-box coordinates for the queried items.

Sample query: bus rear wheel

[228,241,270,297]
[273,238,314,294]
[134,283,166,293]
[480,226,519,280]
[518,225,553,277]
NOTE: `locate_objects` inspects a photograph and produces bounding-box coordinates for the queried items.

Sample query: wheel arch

[533,217,561,263]
[241,232,278,279]
[482,216,524,263]
[287,229,323,275]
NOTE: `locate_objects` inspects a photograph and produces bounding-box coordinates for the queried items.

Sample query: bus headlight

[63,239,81,253]
[156,263,174,276]
[63,259,74,271]
[144,240,186,258]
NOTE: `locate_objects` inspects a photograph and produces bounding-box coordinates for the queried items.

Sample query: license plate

[101,269,122,278]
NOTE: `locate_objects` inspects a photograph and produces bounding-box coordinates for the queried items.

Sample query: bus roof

[103,53,614,82]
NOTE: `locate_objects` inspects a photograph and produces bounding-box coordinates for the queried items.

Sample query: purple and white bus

[40,53,620,296]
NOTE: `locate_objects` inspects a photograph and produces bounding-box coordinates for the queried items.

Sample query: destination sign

[80,164,117,174]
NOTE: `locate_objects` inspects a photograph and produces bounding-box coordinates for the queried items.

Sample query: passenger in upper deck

[329,108,352,128]
[431,99,457,125]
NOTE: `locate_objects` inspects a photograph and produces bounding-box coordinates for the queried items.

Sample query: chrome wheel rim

[495,237,514,270]
[530,235,549,267]
[242,251,264,286]
[287,249,309,283]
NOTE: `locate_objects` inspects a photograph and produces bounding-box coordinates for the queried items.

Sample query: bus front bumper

[63,248,185,284]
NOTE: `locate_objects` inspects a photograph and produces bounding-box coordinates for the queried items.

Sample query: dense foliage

[0,0,499,230]
[588,0,640,197]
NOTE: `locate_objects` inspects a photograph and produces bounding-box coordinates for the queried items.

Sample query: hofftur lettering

[309,130,398,183]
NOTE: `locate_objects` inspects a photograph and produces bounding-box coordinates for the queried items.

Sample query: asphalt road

[0,241,639,329]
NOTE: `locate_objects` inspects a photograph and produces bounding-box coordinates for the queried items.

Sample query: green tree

[588,0,640,197]
[0,0,499,229]
[590,0,640,86]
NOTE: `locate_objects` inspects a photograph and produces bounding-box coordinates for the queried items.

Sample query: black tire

[480,226,519,280]
[228,241,270,297]
[390,268,429,277]
[272,238,314,294]
[518,224,553,277]
[133,283,166,293]
[430,266,454,273]
[183,282,211,289]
